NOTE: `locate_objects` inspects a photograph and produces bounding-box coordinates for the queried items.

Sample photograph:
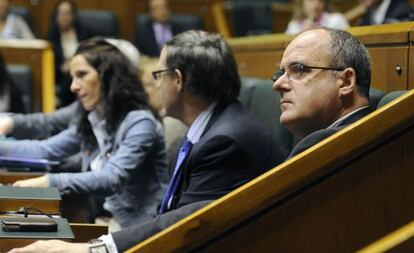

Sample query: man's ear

[174,69,184,92]
[338,67,356,97]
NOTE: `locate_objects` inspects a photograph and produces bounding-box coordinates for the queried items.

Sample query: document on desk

[0,156,59,171]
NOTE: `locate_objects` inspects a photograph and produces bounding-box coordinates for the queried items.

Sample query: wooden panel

[0,170,44,184]
[70,223,108,242]
[358,219,414,253]
[0,223,107,252]
[125,90,414,251]
[408,26,414,90]
[0,39,55,112]
[368,47,409,92]
[199,126,414,252]
[235,50,283,79]
[270,3,293,33]
[347,22,412,45]
[13,0,222,40]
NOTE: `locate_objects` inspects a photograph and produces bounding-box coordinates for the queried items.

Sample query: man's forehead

[281,30,331,66]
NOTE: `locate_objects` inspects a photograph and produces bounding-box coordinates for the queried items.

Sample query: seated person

[135,0,192,57]
[8,30,281,253]
[1,38,168,229]
[286,0,349,35]
[0,38,140,140]
[48,0,93,106]
[272,27,372,157]
[0,0,34,39]
[0,52,24,113]
[359,0,414,25]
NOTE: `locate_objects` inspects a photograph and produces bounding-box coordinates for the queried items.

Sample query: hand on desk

[13,175,49,188]
[0,115,14,135]
[7,240,89,253]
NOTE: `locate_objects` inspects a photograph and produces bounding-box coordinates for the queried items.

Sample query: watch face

[89,240,108,253]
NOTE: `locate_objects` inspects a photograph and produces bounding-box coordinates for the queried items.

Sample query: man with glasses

[272,27,372,158]
[8,30,281,253]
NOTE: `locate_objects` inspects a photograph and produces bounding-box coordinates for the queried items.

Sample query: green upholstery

[368,88,385,109]
[377,90,407,108]
[240,77,294,160]
[7,64,32,113]
[78,10,118,38]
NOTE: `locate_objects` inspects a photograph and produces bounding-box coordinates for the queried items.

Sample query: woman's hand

[13,175,49,188]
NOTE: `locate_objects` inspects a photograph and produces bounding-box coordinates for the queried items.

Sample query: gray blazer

[0,110,168,227]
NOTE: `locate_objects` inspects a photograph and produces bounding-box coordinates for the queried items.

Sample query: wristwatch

[89,239,109,253]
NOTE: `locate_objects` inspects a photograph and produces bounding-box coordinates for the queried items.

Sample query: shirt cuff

[98,234,119,253]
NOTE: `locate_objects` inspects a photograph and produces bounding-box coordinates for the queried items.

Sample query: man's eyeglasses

[271,63,345,82]
[152,69,175,81]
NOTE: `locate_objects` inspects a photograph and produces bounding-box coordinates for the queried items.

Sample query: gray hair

[325,28,371,98]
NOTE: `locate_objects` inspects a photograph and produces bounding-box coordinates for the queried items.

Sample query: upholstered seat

[78,10,118,38]
[7,64,32,113]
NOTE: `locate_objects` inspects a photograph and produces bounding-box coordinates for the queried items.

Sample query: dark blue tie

[159,138,193,214]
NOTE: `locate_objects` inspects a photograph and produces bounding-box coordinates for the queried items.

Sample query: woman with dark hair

[48,0,92,106]
[0,52,24,113]
[2,38,168,228]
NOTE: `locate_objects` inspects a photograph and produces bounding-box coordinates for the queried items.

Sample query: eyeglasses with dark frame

[270,63,346,82]
[152,69,175,81]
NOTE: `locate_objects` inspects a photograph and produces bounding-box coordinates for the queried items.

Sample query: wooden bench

[124,88,414,252]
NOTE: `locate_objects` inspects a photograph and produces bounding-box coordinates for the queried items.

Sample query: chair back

[78,10,118,38]
[7,64,32,113]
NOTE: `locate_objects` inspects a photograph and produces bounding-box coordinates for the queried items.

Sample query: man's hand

[13,175,50,188]
[0,115,14,135]
[7,240,89,253]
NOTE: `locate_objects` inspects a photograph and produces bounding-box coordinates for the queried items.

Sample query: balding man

[272,27,373,157]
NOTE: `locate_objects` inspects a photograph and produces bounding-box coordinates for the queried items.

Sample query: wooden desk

[0,221,108,252]
[0,39,55,112]
[0,186,61,215]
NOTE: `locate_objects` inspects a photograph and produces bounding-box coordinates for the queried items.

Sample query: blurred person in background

[0,52,24,113]
[48,0,92,107]
[359,0,414,25]
[134,0,190,57]
[0,0,34,39]
[286,0,349,35]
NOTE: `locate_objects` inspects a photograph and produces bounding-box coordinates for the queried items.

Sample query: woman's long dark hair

[75,38,158,150]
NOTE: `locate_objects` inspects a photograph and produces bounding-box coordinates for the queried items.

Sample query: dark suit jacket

[134,17,189,57]
[360,0,414,25]
[288,107,373,158]
[112,100,282,251]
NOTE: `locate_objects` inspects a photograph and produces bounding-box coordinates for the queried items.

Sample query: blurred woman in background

[48,0,92,106]
[286,0,349,35]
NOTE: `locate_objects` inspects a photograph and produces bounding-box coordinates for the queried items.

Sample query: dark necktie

[159,138,193,214]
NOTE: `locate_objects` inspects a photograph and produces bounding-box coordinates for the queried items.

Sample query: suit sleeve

[112,200,212,252]
[178,135,254,206]
[48,117,159,196]
[11,102,78,139]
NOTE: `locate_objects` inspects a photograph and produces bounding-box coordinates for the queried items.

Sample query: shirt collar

[328,106,369,128]
[186,101,218,144]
